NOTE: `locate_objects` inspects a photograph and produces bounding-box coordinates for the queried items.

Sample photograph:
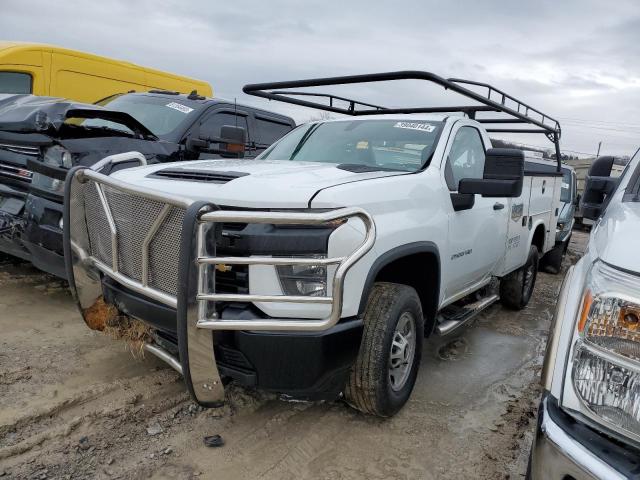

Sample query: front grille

[83,182,186,297]
[0,143,40,156]
[0,161,33,184]
[79,181,249,298]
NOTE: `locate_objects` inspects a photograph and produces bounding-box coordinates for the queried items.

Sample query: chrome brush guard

[63,152,375,406]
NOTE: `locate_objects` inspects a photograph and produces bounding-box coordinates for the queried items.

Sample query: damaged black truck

[0,91,295,277]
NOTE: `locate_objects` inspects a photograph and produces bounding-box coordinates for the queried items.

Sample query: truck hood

[593,200,640,275]
[0,94,156,139]
[110,159,407,209]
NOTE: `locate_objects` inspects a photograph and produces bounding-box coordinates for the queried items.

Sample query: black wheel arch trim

[358,241,441,332]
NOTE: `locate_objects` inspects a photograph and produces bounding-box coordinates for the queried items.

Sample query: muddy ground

[0,231,588,480]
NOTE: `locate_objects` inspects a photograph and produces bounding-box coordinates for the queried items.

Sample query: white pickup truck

[528,151,640,479]
[64,72,563,417]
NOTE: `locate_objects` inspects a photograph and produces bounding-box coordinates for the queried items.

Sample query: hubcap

[388,312,417,392]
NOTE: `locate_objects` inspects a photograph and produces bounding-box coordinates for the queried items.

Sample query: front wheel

[345,282,424,417]
[500,245,539,310]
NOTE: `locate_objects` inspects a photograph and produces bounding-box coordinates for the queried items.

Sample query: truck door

[195,108,254,159]
[442,124,509,299]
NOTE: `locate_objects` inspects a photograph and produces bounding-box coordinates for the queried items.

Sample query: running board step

[435,294,499,336]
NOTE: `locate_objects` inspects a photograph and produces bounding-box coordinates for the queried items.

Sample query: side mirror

[218,125,247,156]
[197,125,247,158]
[582,156,618,220]
[458,148,524,198]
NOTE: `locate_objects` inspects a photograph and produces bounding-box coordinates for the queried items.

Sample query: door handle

[493,202,505,210]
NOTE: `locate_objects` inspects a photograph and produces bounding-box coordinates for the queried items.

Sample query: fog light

[277,257,327,297]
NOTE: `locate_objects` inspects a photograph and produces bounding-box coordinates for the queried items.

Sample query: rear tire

[345,282,423,417]
[500,245,539,310]
[540,242,564,274]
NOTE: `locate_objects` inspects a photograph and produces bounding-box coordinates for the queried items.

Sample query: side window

[255,117,292,148]
[445,127,486,191]
[197,111,251,159]
[0,72,32,94]
[199,112,250,142]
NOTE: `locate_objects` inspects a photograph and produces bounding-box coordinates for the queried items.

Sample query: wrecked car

[0,91,295,277]
[64,71,564,417]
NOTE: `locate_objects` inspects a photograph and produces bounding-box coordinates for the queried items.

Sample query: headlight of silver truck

[568,261,640,439]
[276,255,327,297]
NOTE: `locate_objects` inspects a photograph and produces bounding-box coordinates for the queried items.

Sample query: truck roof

[108,91,296,123]
[0,42,212,95]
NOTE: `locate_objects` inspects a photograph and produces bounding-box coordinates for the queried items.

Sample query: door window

[445,127,486,191]
[255,117,292,147]
[199,112,249,141]
[0,72,32,94]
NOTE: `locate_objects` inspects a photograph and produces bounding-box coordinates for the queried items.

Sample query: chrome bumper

[63,152,375,407]
[530,396,626,480]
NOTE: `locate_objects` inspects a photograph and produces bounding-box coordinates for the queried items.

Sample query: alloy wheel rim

[388,311,417,392]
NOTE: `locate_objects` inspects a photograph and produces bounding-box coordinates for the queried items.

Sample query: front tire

[345,282,424,417]
[500,245,539,310]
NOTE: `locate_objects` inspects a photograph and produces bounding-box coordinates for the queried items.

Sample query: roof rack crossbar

[269,91,386,112]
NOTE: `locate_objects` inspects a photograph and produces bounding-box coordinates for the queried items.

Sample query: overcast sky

[2,0,639,157]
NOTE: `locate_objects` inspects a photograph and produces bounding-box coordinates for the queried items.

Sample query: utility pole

[596,141,602,157]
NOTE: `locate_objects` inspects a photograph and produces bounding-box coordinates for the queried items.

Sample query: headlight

[556,222,565,233]
[44,145,72,168]
[277,256,327,297]
[568,261,640,440]
[31,146,72,194]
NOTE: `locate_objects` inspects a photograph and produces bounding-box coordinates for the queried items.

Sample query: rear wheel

[345,282,423,417]
[540,242,564,274]
[500,245,539,310]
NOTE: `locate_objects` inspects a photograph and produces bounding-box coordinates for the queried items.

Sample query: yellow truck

[0,42,212,102]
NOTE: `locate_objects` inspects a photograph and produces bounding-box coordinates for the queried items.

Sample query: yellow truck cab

[0,42,212,102]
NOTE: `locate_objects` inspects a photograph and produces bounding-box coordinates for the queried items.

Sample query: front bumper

[530,394,639,479]
[103,276,363,399]
[23,193,66,278]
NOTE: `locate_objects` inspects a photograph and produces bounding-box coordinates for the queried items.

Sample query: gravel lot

[0,231,588,480]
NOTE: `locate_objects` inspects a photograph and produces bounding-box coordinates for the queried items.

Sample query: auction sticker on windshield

[166,102,194,114]
[394,122,436,132]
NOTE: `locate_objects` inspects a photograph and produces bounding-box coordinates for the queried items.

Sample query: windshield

[560,168,572,203]
[81,95,200,138]
[258,119,444,172]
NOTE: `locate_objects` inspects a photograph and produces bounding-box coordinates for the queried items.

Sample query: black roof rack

[243,71,562,170]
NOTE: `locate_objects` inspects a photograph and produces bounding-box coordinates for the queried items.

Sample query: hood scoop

[149,168,250,183]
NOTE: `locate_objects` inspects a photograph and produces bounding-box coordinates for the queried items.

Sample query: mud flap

[177,201,225,407]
